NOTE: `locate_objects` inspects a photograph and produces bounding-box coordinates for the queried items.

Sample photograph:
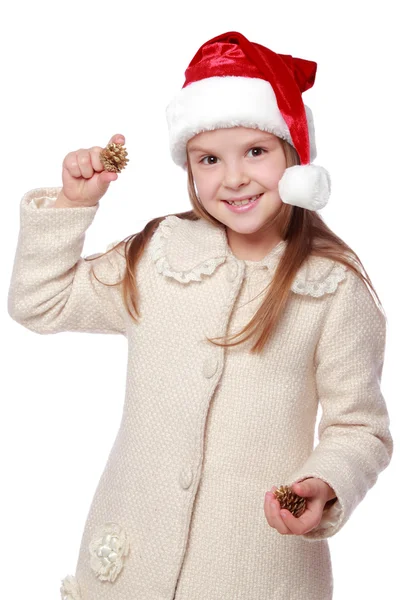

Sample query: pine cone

[274,485,307,518]
[100,143,129,173]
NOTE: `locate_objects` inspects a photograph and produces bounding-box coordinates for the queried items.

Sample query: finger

[75,149,94,179]
[264,493,291,535]
[63,152,82,178]
[279,505,321,535]
[264,492,275,524]
[88,146,107,172]
[108,133,125,146]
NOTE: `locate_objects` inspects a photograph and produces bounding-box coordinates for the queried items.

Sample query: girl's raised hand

[264,478,336,535]
[56,133,126,208]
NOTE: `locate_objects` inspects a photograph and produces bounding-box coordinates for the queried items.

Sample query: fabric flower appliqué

[60,574,82,600]
[89,522,130,583]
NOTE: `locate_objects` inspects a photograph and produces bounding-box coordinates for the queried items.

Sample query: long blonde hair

[86,138,385,353]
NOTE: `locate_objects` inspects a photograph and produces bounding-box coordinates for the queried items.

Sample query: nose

[223,161,250,189]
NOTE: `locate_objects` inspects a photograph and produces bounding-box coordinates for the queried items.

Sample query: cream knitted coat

[8,187,393,600]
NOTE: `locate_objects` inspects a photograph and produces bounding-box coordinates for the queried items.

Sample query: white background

[1,1,398,598]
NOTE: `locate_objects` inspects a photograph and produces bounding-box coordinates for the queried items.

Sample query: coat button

[225,261,238,282]
[202,357,219,378]
[179,467,193,489]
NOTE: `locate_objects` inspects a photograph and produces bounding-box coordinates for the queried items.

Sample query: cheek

[194,180,209,199]
[194,173,218,198]
[262,161,287,188]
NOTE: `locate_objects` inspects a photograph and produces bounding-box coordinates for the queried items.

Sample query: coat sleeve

[8,187,128,336]
[286,268,393,541]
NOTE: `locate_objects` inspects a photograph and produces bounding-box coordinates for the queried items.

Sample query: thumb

[98,170,118,188]
[90,170,118,202]
[292,480,315,497]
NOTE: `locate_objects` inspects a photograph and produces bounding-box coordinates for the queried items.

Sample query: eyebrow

[187,134,277,154]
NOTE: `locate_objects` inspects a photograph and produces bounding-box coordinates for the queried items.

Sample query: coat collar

[148,215,347,297]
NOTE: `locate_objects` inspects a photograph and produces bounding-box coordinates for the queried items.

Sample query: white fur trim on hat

[166,76,317,167]
[278,165,331,211]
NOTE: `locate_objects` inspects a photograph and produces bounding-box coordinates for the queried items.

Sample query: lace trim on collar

[148,216,227,283]
[149,215,347,296]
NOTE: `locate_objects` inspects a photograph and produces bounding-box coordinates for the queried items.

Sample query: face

[186,127,288,257]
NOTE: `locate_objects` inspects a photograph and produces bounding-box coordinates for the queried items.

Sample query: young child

[8,31,393,600]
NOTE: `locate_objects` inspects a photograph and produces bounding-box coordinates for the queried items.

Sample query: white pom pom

[278,165,331,211]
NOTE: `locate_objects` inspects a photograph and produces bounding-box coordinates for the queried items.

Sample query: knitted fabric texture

[8,187,393,600]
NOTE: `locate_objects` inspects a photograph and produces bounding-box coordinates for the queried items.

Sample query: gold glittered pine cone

[274,485,307,518]
[100,142,129,173]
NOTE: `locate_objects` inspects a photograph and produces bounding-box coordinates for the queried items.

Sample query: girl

[8,31,393,600]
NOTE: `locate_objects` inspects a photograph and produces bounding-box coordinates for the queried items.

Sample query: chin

[222,215,262,231]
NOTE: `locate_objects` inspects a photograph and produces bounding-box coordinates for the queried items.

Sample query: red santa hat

[166,31,331,211]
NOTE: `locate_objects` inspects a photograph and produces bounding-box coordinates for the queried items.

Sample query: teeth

[227,194,260,206]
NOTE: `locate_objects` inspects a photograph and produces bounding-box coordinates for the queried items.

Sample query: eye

[200,155,218,165]
[247,147,267,157]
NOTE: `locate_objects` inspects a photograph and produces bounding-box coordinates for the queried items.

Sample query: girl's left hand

[264,478,336,535]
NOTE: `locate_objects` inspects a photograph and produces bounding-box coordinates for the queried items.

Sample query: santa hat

[166,31,330,211]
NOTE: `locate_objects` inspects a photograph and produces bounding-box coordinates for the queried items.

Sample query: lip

[223,193,263,213]
[223,193,262,202]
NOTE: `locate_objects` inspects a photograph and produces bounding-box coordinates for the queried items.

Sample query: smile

[223,193,263,213]
[224,194,262,206]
